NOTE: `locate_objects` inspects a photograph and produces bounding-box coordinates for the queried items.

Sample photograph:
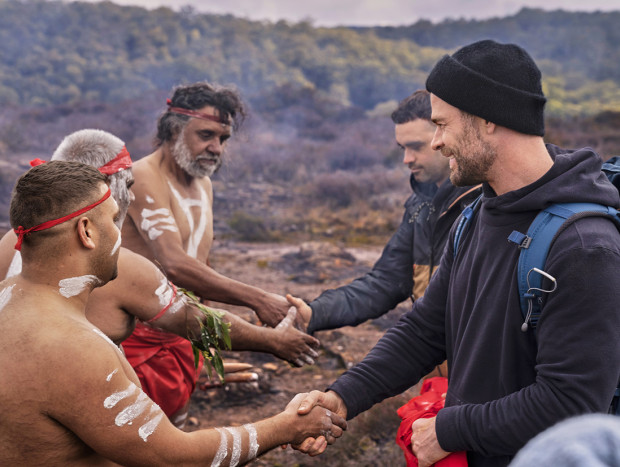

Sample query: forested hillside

[1,1,620,115]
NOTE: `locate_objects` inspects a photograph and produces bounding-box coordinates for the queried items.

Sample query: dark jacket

[308,177,480,334]
[329,147,620,467]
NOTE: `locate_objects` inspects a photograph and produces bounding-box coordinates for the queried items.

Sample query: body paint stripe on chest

[140,207,178,240]
[168,182,208,258]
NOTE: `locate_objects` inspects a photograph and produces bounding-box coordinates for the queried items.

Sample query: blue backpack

[453,157,620,415]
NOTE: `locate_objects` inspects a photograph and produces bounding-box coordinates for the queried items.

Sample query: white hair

[52,129,132,227]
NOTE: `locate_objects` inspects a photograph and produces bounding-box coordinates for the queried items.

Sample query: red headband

[98,146,133,175]
[13,188,112,251]
[28,146,132,176]
[166,99,229,125]
[30,158,46,167]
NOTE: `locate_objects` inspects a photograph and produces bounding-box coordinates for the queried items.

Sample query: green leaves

[180,288,231,383]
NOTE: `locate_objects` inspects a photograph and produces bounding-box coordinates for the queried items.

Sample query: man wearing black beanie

[292,40,620,467]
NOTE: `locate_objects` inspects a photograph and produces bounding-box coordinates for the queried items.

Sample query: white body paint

[58,275,101,298]
[106,369,118,382]
[115,391,150,426]
[138,409,165,442]
[155,277,174,308]
[104,382,139,409]
[5,252,22,279]
[243,423,259,461]
[168,182,208,259]
[140,207,178,240]
[110,231,122,256]
[211,427,229,467]
[167,294,186,315]
[153,277,187,318]
[145,195,155,204]
[103,380,165,443]
[0,284,15,313]
[225,427,242,467]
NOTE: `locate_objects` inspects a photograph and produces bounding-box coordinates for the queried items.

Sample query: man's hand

[286,294,312,332]
[410,417,449,467]
[287,390,348,455]
[274,307,320,366]
[254,292,290,327]
[283,393,347,451]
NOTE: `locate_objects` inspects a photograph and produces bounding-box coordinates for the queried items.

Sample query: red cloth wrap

[396,377,468,467]
[123,321,203,417]
[98,146,133,175]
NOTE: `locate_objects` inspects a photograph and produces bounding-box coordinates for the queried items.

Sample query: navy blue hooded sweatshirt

[329,147,620,467]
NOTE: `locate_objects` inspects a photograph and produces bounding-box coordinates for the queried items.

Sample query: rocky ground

[186,240,423,466]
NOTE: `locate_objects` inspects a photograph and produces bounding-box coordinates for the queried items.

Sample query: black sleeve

[326,242,452,418]
[308,207,415,333]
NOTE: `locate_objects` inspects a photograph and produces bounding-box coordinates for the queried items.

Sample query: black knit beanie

[426,40,546,136]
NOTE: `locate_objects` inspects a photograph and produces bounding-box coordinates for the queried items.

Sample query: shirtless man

[122,83,292,326]
[0,160,345,465]
[120,83,318,425]
[0,129,319,427]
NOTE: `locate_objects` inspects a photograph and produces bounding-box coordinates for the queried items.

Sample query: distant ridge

[0,2,619,115]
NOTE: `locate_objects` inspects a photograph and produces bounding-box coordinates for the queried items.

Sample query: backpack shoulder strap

[602,156,620,191]
[508,202,620,333]
[453,194,483,257]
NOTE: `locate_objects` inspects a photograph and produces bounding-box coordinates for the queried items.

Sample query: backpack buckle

[508,231,531,249]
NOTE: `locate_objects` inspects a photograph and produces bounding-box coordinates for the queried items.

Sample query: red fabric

[123,322,203,417]
[13,188,111,250]
[29,158,46,167]
[396,377,468,467]
[166,99,229,125]
[98,146,133,175]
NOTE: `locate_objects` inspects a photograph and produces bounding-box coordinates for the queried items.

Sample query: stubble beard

[173,133,222,179]
[448,123,497,187]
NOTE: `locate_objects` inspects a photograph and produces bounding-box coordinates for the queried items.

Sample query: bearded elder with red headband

[0,128,320,430]
[118,83,319,427]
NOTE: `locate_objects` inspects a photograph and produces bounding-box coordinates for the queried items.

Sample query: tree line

[1,0,620,115]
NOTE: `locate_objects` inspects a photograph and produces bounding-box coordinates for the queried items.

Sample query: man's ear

[484,120,497,134]
[76,217,96,250]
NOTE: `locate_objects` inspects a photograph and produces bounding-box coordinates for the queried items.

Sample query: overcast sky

[74,0,620,25]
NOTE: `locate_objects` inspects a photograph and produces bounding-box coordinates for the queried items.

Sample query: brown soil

[186,240,423,466]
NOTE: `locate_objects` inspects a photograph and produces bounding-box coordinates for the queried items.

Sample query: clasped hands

[284,390,348,456]
[285,391,449,463]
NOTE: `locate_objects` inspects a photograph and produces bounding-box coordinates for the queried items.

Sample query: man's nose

[431,128,443,152]
[208,139,222,155]
[403,149,415,165]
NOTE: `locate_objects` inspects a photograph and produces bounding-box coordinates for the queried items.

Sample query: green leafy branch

[180,288,231,383]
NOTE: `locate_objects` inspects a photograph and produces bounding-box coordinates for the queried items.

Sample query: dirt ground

[186,240,423,466]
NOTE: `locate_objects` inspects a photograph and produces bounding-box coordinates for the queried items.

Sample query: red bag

[396,377,467,467]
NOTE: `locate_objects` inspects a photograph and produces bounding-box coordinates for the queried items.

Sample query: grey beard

[173,136,222,178]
